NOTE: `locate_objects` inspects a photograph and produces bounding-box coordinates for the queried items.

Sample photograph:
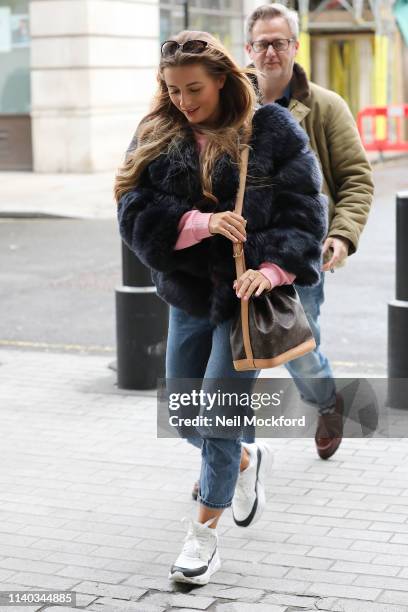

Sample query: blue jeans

[166,306,259,508]
[285,273,336,415]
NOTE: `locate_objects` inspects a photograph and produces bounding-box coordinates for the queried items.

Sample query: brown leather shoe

[315,393,344,460]
[192,480,199,501]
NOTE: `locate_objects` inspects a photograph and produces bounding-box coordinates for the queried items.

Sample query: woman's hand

[234,269,271,300]
[209,212,246,243]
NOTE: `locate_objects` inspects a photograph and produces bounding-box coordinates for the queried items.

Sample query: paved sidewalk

[1,348,408,611]
[0,172,116,219]
[1,154,407,221]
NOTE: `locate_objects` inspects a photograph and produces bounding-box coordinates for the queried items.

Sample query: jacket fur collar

[145,102,310,206]
[248,62,311,105]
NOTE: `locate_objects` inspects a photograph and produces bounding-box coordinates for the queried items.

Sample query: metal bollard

[115,242,168,390]
[388,191,408,408]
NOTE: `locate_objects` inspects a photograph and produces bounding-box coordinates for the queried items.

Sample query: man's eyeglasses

[161,39,208,58]
[250,38,295,53]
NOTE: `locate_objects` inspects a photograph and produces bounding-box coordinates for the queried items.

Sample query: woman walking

[115,31,326,586]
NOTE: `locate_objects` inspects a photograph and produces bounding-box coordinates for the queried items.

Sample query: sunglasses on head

[161,39,208,58]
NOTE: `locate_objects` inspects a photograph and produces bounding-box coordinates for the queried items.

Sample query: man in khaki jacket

[171,4,373,529]
[246,5,373,457]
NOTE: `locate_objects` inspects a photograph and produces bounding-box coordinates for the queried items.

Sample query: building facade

[0,0,406,172]
[0,0,258,172]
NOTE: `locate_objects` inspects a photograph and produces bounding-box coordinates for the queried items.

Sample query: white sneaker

[232,441,273,527]
[169,518,221,585]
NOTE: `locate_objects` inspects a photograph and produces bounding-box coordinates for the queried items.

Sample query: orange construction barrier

[357,105,408,152]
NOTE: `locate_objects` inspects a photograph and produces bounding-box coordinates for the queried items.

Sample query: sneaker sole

[234,443,273,528]
[168,550,221,585]
[255,443,273,525]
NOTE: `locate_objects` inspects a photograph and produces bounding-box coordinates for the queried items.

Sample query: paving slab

[0,343,408,611]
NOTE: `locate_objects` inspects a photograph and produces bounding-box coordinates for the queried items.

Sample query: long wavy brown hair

[114,30,256,203]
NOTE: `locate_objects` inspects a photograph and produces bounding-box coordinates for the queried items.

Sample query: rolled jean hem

[300,392,337,415]
[197,494,232,509]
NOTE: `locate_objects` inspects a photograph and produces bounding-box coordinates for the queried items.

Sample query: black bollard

[388,191,408,408]
[115,242,168,390]
[396,192,408,302]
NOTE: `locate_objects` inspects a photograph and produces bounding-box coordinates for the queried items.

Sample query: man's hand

[209,212,246,243]
[322,236,350,272]
[234,269,271,300]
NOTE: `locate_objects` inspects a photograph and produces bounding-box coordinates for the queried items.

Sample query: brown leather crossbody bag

[230,145,316,371]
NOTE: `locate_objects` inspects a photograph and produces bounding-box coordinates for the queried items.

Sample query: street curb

[0,211,74,220]
[369,152,408,166]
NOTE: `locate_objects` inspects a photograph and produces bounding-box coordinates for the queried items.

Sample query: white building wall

[243,0,260,23]
[30,0,159,172]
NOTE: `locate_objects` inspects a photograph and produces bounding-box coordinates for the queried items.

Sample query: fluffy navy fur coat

[118,103,328,324]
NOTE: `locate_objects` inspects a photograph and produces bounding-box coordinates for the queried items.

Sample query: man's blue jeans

[166,306,259,509]
[286,273,337,415]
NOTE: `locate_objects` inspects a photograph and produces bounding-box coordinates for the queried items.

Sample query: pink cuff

[258,262,296,289]
[174,211,212,250]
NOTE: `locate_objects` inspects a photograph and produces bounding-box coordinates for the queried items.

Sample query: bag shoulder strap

[234,146,249,216]
[233,146,249,279]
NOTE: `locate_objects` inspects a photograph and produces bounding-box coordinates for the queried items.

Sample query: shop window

[160,0,245,63]
[0,0,30,114]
